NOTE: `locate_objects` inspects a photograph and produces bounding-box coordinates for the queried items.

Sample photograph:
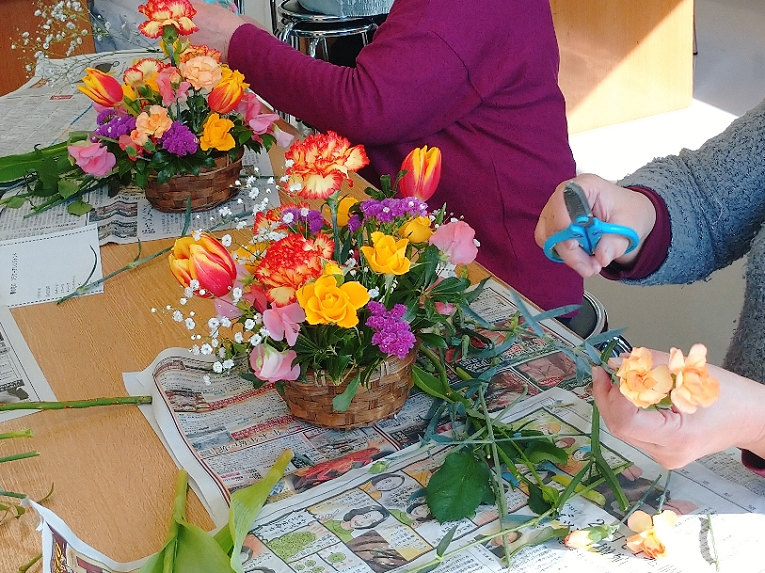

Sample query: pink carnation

[68,142,116,177]
[429,220,478,265]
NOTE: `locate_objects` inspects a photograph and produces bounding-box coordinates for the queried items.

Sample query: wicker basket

[144,152,243,212]
[282,351,417,430]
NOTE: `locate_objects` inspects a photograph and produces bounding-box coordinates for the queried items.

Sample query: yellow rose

[360,232,411,275]
[295,274,369,328]
[200,113,236,152]
[399,216,433,243]
[179,55,222,91]
[336,196,359,227]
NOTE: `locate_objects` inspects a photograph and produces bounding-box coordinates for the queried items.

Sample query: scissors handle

[544,221,639,263]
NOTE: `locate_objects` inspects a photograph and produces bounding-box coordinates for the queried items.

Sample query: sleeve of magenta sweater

[227,5,482,145]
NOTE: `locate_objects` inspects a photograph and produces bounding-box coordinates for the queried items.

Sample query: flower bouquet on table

[167,132,483,428]
[0,0,290,215]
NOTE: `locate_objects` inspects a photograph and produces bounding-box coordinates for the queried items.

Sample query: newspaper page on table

[0,51,280,245]
[33,386,765,573]
[0,305,56,422]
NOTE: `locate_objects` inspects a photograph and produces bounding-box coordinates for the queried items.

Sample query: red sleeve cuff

[741,449,765,476]
[600,186,671,281]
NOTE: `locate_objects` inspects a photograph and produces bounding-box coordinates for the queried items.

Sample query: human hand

[592,353,765,468]
[188,0,264,61]
[534,173,657,277]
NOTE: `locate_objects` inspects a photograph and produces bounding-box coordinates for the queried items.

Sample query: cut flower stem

[0,396,151,411]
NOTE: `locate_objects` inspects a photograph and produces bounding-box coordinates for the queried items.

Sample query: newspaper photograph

[32,387,765,573]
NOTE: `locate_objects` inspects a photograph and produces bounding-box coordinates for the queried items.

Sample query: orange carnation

[138,0,198,39]
[668,344,720,414]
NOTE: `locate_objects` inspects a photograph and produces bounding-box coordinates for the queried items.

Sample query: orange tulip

[208,67,249,114]
[169,233,237,297]
[398,145,442,200]
[78,68,124,107]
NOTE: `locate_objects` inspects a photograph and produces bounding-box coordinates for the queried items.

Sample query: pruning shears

[543,181,639,263]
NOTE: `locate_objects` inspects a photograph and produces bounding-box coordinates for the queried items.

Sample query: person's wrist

[611,189,656,266]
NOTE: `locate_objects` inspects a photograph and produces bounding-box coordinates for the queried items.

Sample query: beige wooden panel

[552,0,695,133]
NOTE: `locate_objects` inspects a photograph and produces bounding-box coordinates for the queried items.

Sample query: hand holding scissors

[543,181,639,263]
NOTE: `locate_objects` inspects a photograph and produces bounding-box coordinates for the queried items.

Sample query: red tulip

[398,145,442,200]
[78,68,124,107]
[208,68,248,114]
[169,233,237,297]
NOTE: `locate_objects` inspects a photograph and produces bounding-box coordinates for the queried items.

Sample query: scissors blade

[563,181,596,254]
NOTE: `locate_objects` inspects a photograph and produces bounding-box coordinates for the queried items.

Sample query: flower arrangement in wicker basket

[167,133,480,428]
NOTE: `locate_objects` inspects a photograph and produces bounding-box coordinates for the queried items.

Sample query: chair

[567,291,631,356]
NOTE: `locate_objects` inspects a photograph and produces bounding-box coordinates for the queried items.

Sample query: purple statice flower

[92,114,136,139]
[282,207,325,234]
[159,122,198,156]
[360,197,430,223]
[347,214,361,233]
[366,302,415,359]
[96,108,118,126]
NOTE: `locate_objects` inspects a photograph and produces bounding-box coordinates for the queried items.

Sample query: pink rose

[249,344,300,383]
[68,142,116,177]
[236,92,280,136]
[429,220,478,265]
[156,66,191,106]
[263,302,305,346]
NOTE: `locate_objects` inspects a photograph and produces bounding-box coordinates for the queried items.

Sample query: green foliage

[425,450,494,522]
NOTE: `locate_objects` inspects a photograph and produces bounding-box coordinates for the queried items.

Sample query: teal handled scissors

[543,181,639,263]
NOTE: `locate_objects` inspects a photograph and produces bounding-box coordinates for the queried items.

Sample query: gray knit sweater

[618,97,765,383]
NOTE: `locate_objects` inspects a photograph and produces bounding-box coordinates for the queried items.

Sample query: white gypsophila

[244,319,256,331]
[199,289,207,297]
[165,305,172,310]
[300,207,309,217]
[237,198,243,205]
[260,327,271,338]
[184,287,195,298]
[208,317,221,330]
[213,361,223,374]
[151,308,157,313]
[368,288,380,299]
[267,177,275,184]
[248,187,260,199]
[349,269,357,276]
[232,287,243,304]
[191,345,201,355]
[474,238,481,247]
[450,217,459,223]
[189,279,200,291]
[236,220,248,230]
[203,374,211,385]
[192,229,202,240]
[345,256,357,267]
[223,359,235,370]
[250,333,263,346]
[221,234,232,247]
[252,312,263,324]
[172,310,183,322]
[234,332,244,344]
[220,207,233,218]
[220,316,232,328]
[282,212,295,224]
[218,347,226,358]
[179,297,188,305]
[280,175,289,182]
[185,318,196,330]
[200,344,213,355]
[211,338,219,348]
[289,183,302,192]
[284,159,294,168]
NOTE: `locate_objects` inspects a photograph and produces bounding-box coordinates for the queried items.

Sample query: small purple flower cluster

[160,122,198,156]
[360,197,429,224]
[366,301,416,359]
[282,207,325,234]
[92,114,137,140]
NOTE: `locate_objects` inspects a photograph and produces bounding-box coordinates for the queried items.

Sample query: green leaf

[524,441,568,465]
[436,524,459,557]
[4,196,27,209]
[526,483,553,515]
[67,200,93,216]
[417,332,448,349]
[331,375,360,412]
[57,178,81,199]
[239,371,266,390]
[221,450,293,573]
[425,450,493,522]
[411,365,449,401]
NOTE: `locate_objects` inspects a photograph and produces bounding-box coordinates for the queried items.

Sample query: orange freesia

[284,131,369,200]
[169,233,237,297]
[398,145,442,200]
[78,68,124,107]
[668,344,720,414]
[626,510,678,559]
[208,67,248,114]
[138,0,198,39]
[360,232,411,275]
[616,347,674,408]
[199,113,235,151]
[296,270,370,329]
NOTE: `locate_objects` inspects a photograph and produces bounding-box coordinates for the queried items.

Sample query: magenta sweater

[228,0,582,311]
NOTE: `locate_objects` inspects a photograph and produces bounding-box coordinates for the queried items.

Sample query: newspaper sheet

[0,51,279,245]
[0,305,57,422]
[32,387,765,573]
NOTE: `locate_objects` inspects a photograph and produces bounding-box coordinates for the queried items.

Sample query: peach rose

[626,510,677,559]
[616,347,674,408]
[668,344,720,414]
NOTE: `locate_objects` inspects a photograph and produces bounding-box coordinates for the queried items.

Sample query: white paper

[0,225,103,307]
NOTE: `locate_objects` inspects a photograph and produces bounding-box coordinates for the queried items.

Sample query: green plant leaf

[4,196,27,209]
[425,450,493,522]
[332,375,360,412]
[411,365,449,401]
[67,200,93,216]
[57,178,80,199]
[239,371,266,389]
[526,483,553,515]
[436,524,459,557]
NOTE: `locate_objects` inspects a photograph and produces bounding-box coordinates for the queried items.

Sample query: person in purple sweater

[188,0,583,313]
